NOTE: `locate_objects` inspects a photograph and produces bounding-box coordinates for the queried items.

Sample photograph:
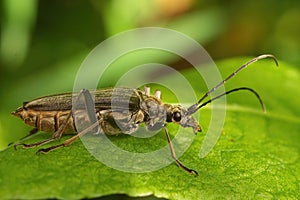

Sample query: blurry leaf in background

[155,0,195,18]
[97,0,226,47]
[1,0,37,69]
[204,1,300,66]
[165,8,227,45]
[267,8,300,65]
[95,0,156,36]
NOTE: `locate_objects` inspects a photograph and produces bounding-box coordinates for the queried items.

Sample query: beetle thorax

[139,96,167,131]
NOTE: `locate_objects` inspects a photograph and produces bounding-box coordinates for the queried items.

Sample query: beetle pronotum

[12,54,278,175]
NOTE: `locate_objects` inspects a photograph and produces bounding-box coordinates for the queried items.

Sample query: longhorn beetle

[12,54,278,176]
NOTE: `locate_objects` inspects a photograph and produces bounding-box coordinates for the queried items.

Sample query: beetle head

[166,105,201,134]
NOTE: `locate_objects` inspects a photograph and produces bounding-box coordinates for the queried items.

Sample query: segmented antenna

[187,54,278,114]
[197,87,266,112]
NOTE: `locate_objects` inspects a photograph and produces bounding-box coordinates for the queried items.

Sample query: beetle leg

[37,89,100,153]
[14,124,69,149]
[14,137,54,149]
[37,120,99,153]
[52,110,72,139]
[163,127,198,176]
[19,128,39,140]
[38,108,142,153]
[15,89,98,151]
[9,128,39,147]
[14,125,67,149]
[14,109,73,149]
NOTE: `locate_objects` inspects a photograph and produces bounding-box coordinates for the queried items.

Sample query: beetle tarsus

[14,143,37,150]
[188,169,199,176]
[14,137,54,150]
[175,158,199,176]
[37,143,65,154]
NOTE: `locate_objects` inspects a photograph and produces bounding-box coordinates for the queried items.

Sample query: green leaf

[0,57,299,199]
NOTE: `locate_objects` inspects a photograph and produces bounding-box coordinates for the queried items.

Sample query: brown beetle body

[11,55,278,176]
[12,87,200,136]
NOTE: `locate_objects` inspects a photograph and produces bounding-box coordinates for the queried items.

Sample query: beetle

[12,54,278,175]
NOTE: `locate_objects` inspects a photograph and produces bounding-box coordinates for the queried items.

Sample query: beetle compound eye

[173,111,181,122]
[166,112,173,122]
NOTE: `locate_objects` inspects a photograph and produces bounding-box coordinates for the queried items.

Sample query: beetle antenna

[197,87,266,112]
[187,54,278,114]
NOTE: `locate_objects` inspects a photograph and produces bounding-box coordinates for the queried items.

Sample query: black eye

[173,111,181,122]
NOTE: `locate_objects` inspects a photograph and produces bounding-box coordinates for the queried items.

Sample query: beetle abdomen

[12,108,76,133]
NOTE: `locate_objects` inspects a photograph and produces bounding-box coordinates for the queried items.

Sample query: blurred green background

[1,0,299,149]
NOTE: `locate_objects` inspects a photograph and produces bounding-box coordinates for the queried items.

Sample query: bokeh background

[1,0,299,149]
